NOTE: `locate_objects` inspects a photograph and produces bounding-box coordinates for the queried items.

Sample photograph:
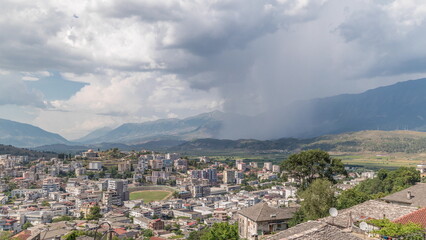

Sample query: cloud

[0,74,46,107]
[3,0,426,139]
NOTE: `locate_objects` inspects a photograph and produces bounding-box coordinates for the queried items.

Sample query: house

[238,202,297,240]
[381,183,426,207]
[134,217,164,230]
[265,220,362,240]
[172,209,202,220]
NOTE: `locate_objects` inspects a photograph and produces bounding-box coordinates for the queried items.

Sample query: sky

[2,0,426,140]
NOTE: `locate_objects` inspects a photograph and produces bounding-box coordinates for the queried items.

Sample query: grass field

[129,190,172,202]
[333,152,426,170]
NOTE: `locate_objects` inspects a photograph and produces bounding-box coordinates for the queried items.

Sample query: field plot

[333,152,426,169]
[129,190,172,202]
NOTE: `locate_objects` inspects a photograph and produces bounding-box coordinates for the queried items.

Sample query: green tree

[188,228,208,240]
[22,222,33,230]
[299,179,336,220]
[86,205,102,220]
[282,150,347,188]
[41,200,50,207]
[355,167,420,196]
[367,219,424,239]
[200,222,239,240]
[288,209,305,227]
[336,188,371,210]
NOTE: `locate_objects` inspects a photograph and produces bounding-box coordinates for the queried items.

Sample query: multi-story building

[263,162,273,171]
[190,185,211,198]
[42,177,61,193]
[107,179,129,204]
[174,159,188,172]
[223,170,236,184]
[190,168,218,184]
[88,162,103,170]
[272,165,281,173]
[118,161,131,172]
[0,217,20,233]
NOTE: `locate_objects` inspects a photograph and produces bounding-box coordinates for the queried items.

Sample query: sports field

[129,190,172,202]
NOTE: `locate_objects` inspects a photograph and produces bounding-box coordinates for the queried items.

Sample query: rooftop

[381,183,426,207]
[321,200,417,228]
[393,207,426,228]
[238,202,297,222]
[265,221,362,240]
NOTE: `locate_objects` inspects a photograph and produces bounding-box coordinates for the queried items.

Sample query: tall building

[107,179,129,204]
[42,177,60,193]
[190,185,211,198]
[263,162,273,171]
[223,170,236,184]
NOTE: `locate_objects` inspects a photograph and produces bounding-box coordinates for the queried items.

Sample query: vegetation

[299,179,336,221]
[367,219,424,239]
[336,188,370,210]
[356,167,420,195]
[336,167,420,209]
[282,150,347,188]
[200,222,239,240]
[129,190,172,202]
[22,222,33,230]
[86,205,102,220]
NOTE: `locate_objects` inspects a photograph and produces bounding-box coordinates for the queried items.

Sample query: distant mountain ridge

[76,111,230,144]
[304,78,426,136]
[0,118,69,148]
[34,130,426,154]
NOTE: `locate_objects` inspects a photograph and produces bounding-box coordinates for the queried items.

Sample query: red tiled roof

[150,237,167,240]
[114,228,127,235]
[12,230,32,240]
[187,221,197,226]
[394,207,426,228]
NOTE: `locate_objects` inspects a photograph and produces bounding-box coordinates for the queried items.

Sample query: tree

[282,150,347,188]
[86,205,102,220]
[355,167,420,196]
[41,200,50,207]
[200,222,239,240]
[336,188,370,210]
[299,179,336,220]
[22,222,33,230]
[188,228,208,240]
[0,231,14,240]
[367,219,424,239]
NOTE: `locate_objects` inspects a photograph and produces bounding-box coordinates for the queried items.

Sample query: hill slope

[172,130,426,154]
[82,111,233,144]
[0,118,69,148]
[305,78,426,136]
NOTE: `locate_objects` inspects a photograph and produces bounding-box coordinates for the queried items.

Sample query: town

[0,148,424,240]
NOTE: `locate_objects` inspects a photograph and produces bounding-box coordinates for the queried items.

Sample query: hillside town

[0,149,425,240]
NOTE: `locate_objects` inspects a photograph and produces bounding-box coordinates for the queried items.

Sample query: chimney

[407,191,412,200]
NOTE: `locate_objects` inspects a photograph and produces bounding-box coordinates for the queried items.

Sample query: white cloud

[2,0,426,139]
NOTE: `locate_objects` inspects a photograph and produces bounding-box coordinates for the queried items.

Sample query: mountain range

[4,78,426,148]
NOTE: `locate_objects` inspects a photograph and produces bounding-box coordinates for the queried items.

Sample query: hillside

[0,144,57,158]
[79,111,230,144]
[0,118,70,148]
[304,78,426,136]
[171,130,426,154]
